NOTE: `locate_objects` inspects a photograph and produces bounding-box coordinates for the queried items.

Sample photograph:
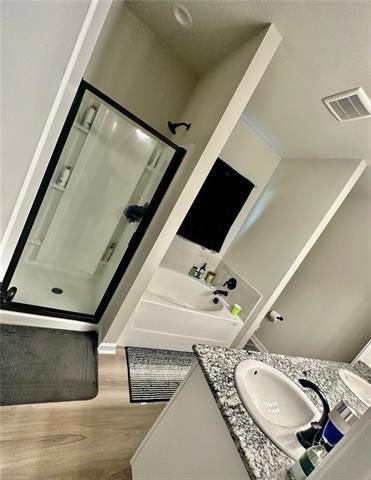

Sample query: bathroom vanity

[130,345,369,480]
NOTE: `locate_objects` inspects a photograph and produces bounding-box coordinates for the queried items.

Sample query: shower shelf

[73,122,90,134]
[145,165,159,173]
[28,238,42,246]
[52,183,66,192]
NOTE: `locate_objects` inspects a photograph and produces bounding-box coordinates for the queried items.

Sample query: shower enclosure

[1,81,185,323]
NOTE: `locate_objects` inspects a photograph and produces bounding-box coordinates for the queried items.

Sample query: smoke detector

[323,87,371,122]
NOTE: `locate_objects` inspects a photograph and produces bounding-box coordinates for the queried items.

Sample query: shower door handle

[123,203,149,223]
[0,286,17,304]
[126,202,152,252]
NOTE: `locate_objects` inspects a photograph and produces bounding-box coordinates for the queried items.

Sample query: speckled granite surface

[193,345,370,480]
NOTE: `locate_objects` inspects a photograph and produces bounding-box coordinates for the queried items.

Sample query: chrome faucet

[223,277,237,290]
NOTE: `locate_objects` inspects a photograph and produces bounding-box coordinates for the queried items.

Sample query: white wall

[226,157,366,347]
[100,25,282,343]
[161,117,281,274]
[85,3,196,137]
[161,235,221,275]
[225,158,363,297]
[0,0,91,240]
[255,182,371,362]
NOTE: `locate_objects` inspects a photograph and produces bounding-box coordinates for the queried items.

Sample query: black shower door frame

[0,80,186,323]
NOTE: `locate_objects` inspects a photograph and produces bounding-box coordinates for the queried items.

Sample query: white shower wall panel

[37,105,156,275]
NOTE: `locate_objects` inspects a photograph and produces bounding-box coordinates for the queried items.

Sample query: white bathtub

[119,267,244,351]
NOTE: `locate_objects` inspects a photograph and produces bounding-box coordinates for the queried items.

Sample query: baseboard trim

[98,343,117,354]
[251,334,269,353]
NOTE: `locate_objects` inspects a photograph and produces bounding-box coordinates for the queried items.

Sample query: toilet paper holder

[268,310,284,323]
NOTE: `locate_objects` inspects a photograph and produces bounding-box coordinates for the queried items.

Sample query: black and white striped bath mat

[125,346,195,402]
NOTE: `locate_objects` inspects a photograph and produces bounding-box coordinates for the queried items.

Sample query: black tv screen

[178,158,254,252]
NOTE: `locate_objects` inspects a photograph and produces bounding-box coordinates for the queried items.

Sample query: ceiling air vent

[323,87,371,122]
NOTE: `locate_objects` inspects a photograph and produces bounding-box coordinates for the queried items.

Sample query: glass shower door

[0,81,185,322]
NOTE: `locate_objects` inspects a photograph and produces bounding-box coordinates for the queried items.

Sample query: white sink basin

[338,369,371,407]
[234,359,320,460]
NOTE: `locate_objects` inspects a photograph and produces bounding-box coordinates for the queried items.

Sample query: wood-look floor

[0,348,164,480]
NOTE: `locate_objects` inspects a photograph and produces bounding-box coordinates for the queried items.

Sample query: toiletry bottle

[287,443,328,480]
[189,266,198,277]
[197,263,207,279]
[56,166,72,188]
[205,271,216,285]
[106,243,116,262]
[231,304,242,316]
[322,399,358,447]
[102,243,116,263]
[287,400,358,480]
[82,104,97,128]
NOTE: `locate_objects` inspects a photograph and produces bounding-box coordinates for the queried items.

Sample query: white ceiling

[127,1,371,192]
[127,0,266,75]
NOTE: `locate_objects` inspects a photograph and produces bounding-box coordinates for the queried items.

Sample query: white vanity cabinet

[130,364,250,480]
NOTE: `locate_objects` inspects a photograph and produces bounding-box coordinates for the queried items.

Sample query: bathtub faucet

[223,277,237,290]
[213,289,229,297]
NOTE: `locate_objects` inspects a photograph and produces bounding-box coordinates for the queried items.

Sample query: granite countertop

[193,344,370,480]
